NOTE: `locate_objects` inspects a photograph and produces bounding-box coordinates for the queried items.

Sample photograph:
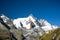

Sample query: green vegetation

[39,28,60,40]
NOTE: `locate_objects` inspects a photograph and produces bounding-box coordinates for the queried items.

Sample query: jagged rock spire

[28,13,34,18]
[28,13,36,20]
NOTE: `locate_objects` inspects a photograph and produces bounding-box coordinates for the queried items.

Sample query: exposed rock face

[0,29,11,40]
[0,14,22,40]
[21,28,40,40]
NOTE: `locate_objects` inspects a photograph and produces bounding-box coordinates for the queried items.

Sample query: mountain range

[0,14,59,40]
[13,14,58,32]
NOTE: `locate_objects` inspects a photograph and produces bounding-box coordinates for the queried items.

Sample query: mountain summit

[13,14,58,32]
[13,14,36,29]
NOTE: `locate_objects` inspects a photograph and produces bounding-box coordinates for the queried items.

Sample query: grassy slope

[39,28,60,40]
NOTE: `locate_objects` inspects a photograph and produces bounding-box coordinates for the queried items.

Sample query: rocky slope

[0,14,22,40]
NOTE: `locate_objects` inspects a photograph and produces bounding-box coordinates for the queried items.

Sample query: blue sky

[0,0,60,26]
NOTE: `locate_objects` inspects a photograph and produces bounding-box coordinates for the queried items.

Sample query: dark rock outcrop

[0,14,22,40]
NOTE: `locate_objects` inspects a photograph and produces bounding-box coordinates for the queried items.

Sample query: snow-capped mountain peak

[1,14,58,33]
[13,14,37,29]
[39,19,51,26]
[39,19,58,32]
[13,14,58,32]
[0,14,59,40]
[28,14,36,21]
